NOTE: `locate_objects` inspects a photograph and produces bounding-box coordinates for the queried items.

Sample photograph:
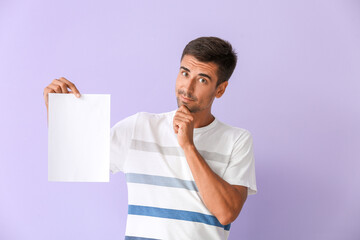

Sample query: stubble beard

[176,89,202,113]
[176,97,201,113]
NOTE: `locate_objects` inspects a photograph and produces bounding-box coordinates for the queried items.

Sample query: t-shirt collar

[170,109,218,134]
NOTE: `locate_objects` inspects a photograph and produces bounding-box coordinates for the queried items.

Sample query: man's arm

[173,106,248,226]
[182,145,248,226]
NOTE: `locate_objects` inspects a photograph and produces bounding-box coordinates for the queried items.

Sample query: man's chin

[179,103,199,113]
[176,98,200,113]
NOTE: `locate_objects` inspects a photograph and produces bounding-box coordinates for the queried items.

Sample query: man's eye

[199,78,206,83]
[182,72,188,77]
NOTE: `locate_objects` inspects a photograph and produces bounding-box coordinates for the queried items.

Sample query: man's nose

[183,77,196,92]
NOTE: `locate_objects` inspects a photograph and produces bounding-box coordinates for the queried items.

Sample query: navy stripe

[128,205,231,231]
[125,173,198,191]
[130,139,230,163]
[125,236,160,240]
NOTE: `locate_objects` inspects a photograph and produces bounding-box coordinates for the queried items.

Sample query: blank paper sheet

[48,93,110,182]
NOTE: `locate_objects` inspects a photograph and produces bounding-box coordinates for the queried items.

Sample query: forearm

[183,144,244,225]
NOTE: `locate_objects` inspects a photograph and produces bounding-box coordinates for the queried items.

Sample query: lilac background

[1,0,359,239]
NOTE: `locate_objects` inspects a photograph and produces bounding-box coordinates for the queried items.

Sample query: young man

[43,37,257,240]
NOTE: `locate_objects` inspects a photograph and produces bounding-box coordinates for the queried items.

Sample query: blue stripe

[125,173,198,191]
[125,236,160,240]
[128,205,231,231]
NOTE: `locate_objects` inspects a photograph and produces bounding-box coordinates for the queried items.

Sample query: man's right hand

[43,77,81,123]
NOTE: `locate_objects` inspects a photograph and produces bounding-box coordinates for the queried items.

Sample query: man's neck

[192,110,215,129]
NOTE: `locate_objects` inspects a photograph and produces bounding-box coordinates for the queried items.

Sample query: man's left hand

[173,106,194,149]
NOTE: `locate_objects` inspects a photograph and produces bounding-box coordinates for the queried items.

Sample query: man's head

[175,37,237,113]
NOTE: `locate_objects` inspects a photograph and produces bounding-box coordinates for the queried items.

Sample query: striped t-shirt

[110,110,257,240]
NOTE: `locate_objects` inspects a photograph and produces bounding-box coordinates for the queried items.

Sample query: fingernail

[76,93,80,98]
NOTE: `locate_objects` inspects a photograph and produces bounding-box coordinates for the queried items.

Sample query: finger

[50,79,69,94]
[44,87,56,106]
[178,105,191,114]
[173,118,188,132]
[177,123,186,135]
[174,117,192,126]
[173,124,179,134]
[58,77,81,97]
[48,82,64,93]
[44,84,61,106]
[174,111,193,122]
[173,119,183,134]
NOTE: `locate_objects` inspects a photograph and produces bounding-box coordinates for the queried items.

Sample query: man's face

[175,55,223,113]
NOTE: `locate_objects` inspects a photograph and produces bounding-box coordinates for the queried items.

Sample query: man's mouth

[180,95,194,102]
[178,89,197,101]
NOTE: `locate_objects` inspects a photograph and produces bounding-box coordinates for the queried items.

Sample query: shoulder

[215,119,253,142]
[137,110,175,119]
[111,112,139,130]
[136,110,176,125]
[112,110,175,130]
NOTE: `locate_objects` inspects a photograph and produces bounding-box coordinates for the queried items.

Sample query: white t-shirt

[110,110,257,240]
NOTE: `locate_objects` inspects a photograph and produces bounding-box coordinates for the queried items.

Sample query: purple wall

[1,0,359,239]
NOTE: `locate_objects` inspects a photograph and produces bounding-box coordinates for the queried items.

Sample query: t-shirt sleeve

[222,130,257,195]
[110,113,138,174]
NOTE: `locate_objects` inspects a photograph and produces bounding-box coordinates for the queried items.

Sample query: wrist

[182,143,196,154]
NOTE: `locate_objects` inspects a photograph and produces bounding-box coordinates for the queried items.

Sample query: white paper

[48,93,110,182]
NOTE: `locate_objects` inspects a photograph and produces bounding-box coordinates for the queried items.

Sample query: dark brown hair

[181,36,237,86]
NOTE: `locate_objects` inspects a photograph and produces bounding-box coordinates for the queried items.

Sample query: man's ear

[215,81,228,98]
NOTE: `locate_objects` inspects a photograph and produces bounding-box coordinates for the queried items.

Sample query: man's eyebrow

[180,66,190,72]
[199,73,212,81]
[180,66,213,81]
